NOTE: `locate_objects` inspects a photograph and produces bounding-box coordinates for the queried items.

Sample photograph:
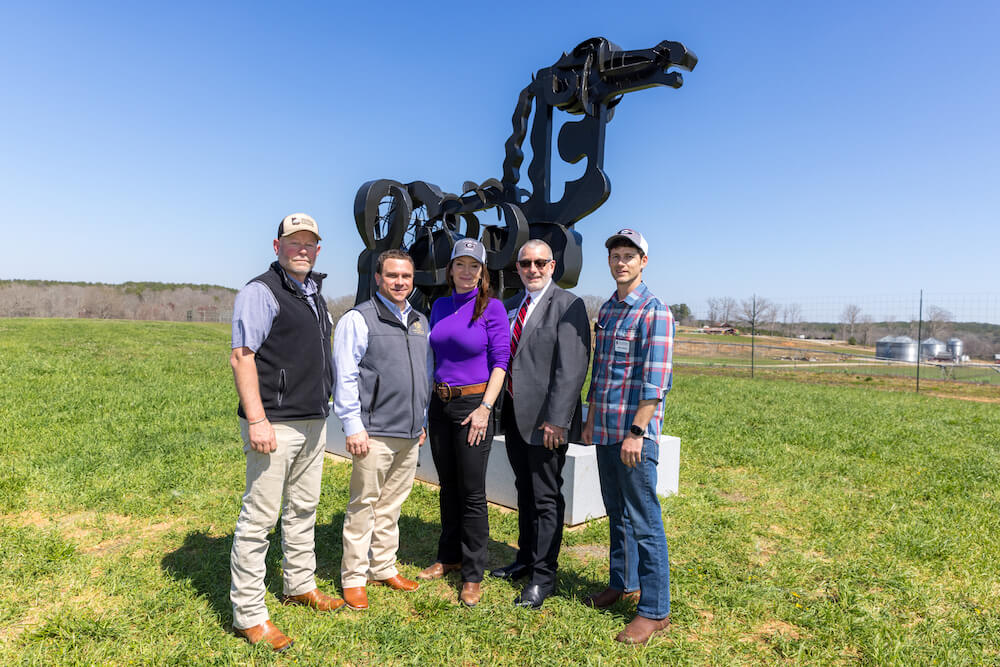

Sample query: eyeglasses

[517,258,553,269]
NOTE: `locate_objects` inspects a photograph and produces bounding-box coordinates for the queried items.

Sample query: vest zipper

[405,326,416,437]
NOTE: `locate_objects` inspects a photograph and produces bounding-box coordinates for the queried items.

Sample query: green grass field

[2,319,999,665]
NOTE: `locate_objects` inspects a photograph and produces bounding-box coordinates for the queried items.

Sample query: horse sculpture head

[542,38,699,117]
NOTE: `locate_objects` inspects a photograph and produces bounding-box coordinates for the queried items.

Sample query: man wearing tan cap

[229,213,345,652]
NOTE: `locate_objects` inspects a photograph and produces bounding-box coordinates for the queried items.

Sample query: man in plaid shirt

[582,228,674,645]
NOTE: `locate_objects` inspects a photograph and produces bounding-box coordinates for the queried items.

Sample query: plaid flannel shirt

[586,282,674,445]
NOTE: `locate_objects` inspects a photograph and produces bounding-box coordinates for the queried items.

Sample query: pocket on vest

[277,368,286,407]
[368,376,380,415]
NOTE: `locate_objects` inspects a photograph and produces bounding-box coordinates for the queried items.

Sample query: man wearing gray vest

[333,249,431,611]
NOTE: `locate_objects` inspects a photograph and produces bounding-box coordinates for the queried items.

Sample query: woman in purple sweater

[416,238,509,607]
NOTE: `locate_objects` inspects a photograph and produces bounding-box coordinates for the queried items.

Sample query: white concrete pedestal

[325,412,680,526]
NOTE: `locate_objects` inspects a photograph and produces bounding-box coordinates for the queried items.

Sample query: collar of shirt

[511,279,552,332]
[283,270,316,296]
[611,281,649,307]
[376,291,412,325]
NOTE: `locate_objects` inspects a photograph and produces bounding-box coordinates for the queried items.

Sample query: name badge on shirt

[614,338,630,355]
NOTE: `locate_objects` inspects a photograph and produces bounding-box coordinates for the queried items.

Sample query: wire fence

[674,291,1000,391]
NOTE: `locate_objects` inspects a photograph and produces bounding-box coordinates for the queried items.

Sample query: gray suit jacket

[503,284,591,445]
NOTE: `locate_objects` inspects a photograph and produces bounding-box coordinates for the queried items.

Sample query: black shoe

[490,562,530,581]
[514,584,550,610]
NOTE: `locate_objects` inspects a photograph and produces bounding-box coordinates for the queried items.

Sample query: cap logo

[618,228,634,234]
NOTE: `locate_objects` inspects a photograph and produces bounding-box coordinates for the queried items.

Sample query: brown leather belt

[434,382,488,402]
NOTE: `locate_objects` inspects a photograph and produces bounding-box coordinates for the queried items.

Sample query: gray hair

[517,239,553,261]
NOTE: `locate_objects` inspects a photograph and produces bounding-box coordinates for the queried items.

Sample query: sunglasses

[517,258,553,269]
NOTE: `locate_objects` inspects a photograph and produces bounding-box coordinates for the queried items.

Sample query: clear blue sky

[2,1,997,320]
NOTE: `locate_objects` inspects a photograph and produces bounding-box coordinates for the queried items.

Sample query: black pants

[502,398,567,590]
[428,393,493,583]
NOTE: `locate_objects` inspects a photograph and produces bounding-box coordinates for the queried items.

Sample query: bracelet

[248,417,268,426]
[480,401,493,411]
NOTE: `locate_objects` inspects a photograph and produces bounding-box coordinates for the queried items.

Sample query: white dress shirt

[333,293,412,437]
[509,278,553,334]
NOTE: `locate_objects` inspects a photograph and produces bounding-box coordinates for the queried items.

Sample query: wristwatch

[481,400,494,411]
[629,424,643,437]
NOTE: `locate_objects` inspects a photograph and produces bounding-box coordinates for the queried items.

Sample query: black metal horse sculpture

[353,37,697,310]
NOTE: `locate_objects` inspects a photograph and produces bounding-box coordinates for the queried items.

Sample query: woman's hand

[461,404,492,446]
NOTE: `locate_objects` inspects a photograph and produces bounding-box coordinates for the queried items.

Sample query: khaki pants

[340,435,419,588]
[230,418,327,630]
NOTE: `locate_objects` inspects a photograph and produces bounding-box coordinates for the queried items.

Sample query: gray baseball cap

[605,228,648,255]
[451,237,487,264]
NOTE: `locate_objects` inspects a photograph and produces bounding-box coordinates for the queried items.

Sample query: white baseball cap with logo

[278,213,322,240]
[604,228,648,255]
[450,237,487,264]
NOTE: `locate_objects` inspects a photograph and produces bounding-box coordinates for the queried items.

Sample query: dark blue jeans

[595,438,670,620]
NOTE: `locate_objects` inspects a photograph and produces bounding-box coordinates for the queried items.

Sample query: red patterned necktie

[507,295,531,394]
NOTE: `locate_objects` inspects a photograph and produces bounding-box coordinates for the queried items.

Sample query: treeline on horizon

[2,280,998,357]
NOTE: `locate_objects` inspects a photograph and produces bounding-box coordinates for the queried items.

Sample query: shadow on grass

[160,509,584,630]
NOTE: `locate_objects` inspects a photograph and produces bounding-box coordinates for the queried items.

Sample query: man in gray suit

[490,239,591,609]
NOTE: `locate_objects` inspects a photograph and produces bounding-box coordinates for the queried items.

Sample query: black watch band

[629,424,643,437]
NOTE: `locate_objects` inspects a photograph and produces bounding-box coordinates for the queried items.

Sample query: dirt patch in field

[3,510,183,553]
[0,588,120,645]
[720,490,749,503]
[801,549,831,562]
[925,392,1000,404]
[564,545,607,562]
[752,537,777,565]
[745,619,803,648]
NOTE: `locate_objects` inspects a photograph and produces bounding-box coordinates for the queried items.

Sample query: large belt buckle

[436,382,455,402]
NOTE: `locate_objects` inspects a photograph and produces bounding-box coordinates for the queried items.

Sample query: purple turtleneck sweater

[429,289,510,385]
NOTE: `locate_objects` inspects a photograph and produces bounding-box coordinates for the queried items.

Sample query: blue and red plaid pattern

[586,282,674,445]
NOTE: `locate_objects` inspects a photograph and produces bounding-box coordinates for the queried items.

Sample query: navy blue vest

[237,262,333,422]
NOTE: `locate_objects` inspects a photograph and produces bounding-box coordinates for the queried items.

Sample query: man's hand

[581,411,594,445]
[620,433,644,468]
[418,427,427,447]
[538,422,567,450]
[346,430,370,458]
[249,419,277,453]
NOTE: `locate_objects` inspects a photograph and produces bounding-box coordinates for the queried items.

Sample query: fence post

[751,294,756,379]
[916,289,923,393]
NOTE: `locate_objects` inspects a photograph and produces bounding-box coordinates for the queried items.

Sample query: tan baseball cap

[277,213,321,240]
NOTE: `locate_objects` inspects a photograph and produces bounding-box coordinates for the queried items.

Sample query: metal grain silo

[876,336,917,362]
[947,337,963,361]
[921,337,946,359]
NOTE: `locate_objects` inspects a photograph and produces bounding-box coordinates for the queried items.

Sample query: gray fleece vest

[353,297,430,439]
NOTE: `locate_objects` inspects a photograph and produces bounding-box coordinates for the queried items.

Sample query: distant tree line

[0,280,356,326]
